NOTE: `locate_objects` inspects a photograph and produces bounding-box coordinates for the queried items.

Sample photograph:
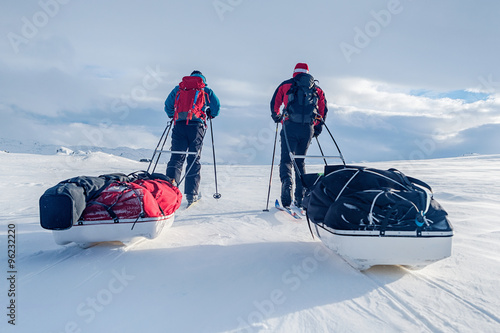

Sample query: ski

[275,199,302,219]
[184,193,202,210]
[185,200,199,210]
[291,205,306,217]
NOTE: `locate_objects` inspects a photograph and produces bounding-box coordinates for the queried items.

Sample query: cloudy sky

[1,0,499,164]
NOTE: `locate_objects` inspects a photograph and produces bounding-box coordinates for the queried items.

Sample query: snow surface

[1,151,500,333]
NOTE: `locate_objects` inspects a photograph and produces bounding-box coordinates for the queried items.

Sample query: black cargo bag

[39,176,115,230]
[303,165,452,233]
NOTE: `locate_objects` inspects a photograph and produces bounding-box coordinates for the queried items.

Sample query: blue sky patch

[410,89,490,103]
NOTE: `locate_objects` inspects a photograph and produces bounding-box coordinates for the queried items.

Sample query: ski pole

[315,136,328,166]
[209,116,221,199]
[263,122,279,212]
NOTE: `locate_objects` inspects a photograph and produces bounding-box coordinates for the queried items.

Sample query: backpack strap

[173,89,182,123]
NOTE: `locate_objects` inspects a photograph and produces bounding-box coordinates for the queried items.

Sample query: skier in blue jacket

[164,70,220,205]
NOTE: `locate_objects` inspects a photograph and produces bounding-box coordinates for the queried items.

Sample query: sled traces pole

[319,117,345,166]
[315,136,328,166]
[147,120,173,174]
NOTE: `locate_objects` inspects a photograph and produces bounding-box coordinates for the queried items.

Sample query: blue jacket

[164,74,220,123]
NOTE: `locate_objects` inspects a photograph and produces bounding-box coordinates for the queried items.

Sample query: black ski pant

[166,122,205,196]
[279,121,314,206]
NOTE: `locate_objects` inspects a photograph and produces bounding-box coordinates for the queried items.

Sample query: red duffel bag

[80,178,182,223]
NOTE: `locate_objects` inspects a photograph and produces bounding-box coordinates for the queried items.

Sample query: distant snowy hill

[1,151,500,332]
[0,137,153,162]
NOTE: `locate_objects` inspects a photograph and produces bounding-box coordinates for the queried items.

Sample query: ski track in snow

[401,267,500,325]
[361,267,499,333]
[1,152,500,332]
[20,236,147,285]
[360,270,439,333]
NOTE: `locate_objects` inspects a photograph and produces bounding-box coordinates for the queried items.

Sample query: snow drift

[1,151,499,332]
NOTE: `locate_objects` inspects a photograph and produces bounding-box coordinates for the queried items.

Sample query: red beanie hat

[293,63,309,77]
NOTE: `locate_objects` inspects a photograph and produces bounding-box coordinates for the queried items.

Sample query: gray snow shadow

[14,241,405,332]
[177,209,263,221]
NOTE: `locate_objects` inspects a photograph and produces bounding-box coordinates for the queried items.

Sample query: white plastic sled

[52,214,174,247]
[311,223,453,270]
[304,165,454,271]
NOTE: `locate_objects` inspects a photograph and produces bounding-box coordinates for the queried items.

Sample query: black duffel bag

[39,173,129,230]
[303,165,452,233]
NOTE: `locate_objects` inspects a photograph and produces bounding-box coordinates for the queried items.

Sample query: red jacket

[270,74,327,125]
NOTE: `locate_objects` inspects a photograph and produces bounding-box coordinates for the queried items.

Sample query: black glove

[313,124,323,137]
[205,108,215,119]
[273,113,283,123]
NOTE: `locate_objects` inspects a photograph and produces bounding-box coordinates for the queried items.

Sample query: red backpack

[173,76,209,124]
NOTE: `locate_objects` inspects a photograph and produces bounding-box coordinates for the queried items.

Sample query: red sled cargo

[39,172,182,247]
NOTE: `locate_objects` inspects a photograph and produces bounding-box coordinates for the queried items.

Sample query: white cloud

[1,0,499,162]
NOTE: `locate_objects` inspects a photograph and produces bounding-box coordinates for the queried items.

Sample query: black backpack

[285,73,319,124]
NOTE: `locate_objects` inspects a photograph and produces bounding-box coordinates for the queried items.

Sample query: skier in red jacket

[270,63,328,208]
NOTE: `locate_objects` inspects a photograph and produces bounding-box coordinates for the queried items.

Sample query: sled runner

[40,172,182,246]
[303,165,453,270]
